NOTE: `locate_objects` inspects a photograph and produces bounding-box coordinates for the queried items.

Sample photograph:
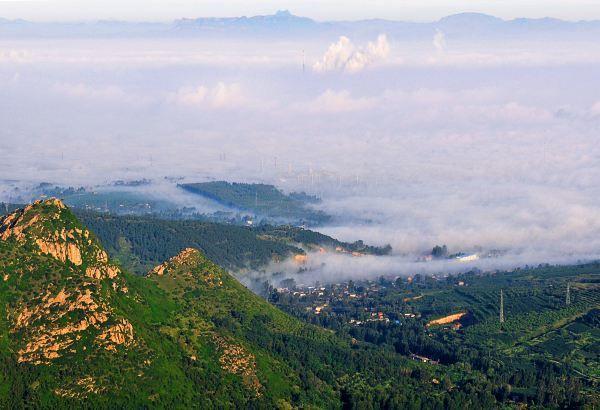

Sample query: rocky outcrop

[1,199,65,240]
[12,285,134,364]
[1,198,122,279]
[36,237,83,265]
[54,376,106,399]
[3,199,134,367]
[149,248,199,276]
[212,334,262,396]
[0,210,40,241]
[148,248,223,287]
[96,320,135,351]
[427,312,467,326]
[86,265,120,280]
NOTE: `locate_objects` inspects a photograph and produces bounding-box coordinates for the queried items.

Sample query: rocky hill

[0,199,138,399]
[0,198,316,406]
[0,198,453,408]
[0,200,337,406]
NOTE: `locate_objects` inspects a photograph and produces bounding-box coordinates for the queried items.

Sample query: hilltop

[0,199,137,400]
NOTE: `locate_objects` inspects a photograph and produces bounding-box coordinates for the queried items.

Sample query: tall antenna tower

[499,289,505,323]
[302,49,305,74]
[566,283,571,306]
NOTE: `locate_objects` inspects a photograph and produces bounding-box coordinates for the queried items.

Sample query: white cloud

[309,90,377,112]
[0,49,33,63]
[313,34,390,73]
[168,82,247,109]
[53,82,131,102]
[211,82,245,108]
[170,85,208,105]
[433,29,446,52]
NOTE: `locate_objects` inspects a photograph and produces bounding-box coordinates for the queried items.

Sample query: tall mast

[500,289,505,323]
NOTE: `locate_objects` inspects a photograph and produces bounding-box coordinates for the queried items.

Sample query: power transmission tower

[499,289,505,324]
[566,283,571,306]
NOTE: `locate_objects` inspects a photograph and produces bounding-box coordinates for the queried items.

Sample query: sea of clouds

[1,28,600,280]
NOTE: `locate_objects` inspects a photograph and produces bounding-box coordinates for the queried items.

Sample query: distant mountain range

[2,10,600,39]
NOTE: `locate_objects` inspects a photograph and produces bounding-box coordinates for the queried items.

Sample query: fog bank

[2,29,600,279]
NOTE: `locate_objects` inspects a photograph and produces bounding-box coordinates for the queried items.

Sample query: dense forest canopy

[73,209,391,275]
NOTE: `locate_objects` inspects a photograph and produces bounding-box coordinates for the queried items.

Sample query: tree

[432,245,448,258]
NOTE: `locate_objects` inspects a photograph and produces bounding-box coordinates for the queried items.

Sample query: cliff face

[0,199,136,398]
[0,198,121,280]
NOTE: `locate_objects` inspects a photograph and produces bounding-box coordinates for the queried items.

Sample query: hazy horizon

[2,2,600,23]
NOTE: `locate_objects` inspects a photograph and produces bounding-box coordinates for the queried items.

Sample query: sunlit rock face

[0,199,135,397]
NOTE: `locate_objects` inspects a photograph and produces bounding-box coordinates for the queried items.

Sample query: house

[410,354,439,364]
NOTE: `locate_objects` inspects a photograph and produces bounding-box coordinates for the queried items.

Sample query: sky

[2,0,600,22]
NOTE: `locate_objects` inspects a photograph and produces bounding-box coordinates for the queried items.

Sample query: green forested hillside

[74,210,301,274]
[272,264,600,407]
[0,199,493,409]
[2,199,595,408]
[254,224,392,255]
[72,210,391,275]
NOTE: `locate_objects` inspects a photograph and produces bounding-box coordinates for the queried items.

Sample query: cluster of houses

[275,279,425,326]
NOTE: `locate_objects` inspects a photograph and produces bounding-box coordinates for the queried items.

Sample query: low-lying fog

[2,28,600,281]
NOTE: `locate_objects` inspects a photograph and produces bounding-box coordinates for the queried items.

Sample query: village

[272,277,431,327]
[269,268,482,337]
